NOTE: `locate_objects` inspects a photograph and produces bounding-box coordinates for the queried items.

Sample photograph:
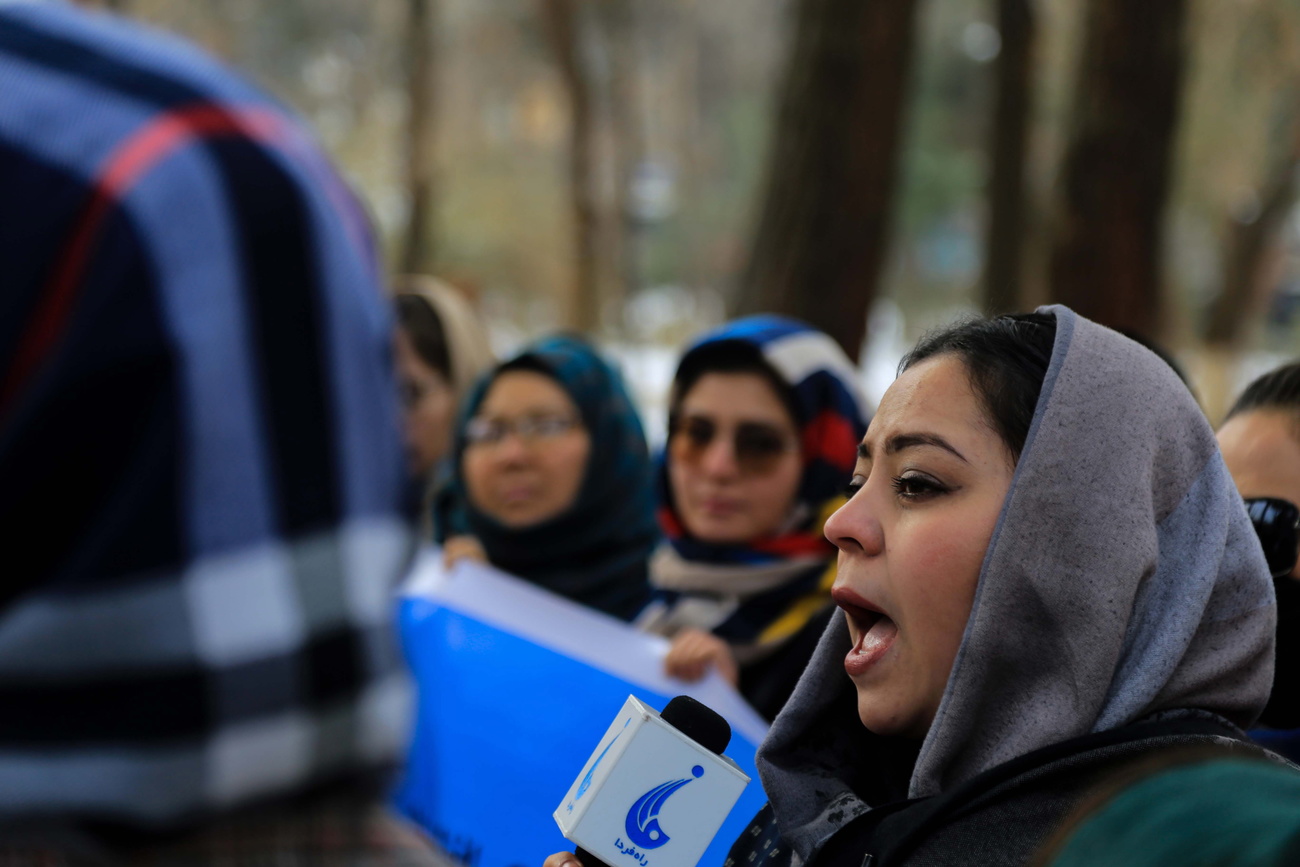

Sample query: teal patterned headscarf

[436,335,657,621]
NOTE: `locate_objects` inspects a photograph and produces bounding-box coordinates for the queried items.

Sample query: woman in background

[437,334,657,622]
[1217,361,1300,759]
[393,275,495,536]
[639,316,869,721]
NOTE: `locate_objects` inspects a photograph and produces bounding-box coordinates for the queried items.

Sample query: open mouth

[832,587,887,635]
[832,587,898,674]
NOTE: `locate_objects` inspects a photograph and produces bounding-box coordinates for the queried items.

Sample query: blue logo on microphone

[624,765,704,849]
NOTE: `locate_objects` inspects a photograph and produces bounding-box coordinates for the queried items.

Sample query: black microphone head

[660,695,731,754]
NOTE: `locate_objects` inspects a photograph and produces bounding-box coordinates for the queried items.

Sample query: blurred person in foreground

[636,316,869,721]
[0,4,445,863]
[1217,361,1300,760]
[1033,748,1300,866]
[392,275,495,538]
[437,335,658,622]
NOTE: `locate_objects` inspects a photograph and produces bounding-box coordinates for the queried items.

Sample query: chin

[856,695,928,739]
[683,516,752,545]
[857,706,896,736]
[493,506,548,529]
[692,527,752,545]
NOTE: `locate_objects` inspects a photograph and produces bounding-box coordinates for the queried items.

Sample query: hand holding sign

[396,553,768,867]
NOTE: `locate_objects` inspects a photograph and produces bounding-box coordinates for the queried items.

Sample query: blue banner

[394,552,771,867]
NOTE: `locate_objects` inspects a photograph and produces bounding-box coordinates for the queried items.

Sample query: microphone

[555,695,750,867]
[658,695,732,754]
[576,697,730,867]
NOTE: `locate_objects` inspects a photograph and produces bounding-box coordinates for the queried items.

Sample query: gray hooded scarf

[755,306,1277,863]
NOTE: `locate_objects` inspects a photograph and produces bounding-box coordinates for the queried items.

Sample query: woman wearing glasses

[1217,362,1300,756]
[637,316,870,721]
[436,334,658,622]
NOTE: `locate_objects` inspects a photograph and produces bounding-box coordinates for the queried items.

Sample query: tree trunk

[1047,0,1188,337]
[1206,157,1299,348]
[981,0,1035,316]
[401,0,438,275]
[1205,83,1300,352]
[734,0,920,362]
[598,0,642,315]
[542,0,601,334]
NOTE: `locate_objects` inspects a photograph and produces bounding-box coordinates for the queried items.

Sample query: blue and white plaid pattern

[0,4,414,828]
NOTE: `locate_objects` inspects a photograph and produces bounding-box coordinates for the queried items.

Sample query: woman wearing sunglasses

[548,307,1279,867]
[636,316,870,721]
[435,335,658,622]
[1218,362,1300,754]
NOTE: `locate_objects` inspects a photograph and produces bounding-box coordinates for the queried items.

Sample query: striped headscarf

[436,335,658,622]
[645,317,869,677]
[658,316,869,565]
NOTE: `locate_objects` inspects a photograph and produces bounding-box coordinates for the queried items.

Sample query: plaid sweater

[0,2,415,831]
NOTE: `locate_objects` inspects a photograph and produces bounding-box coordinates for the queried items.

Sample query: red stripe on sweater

[0,104,288,421]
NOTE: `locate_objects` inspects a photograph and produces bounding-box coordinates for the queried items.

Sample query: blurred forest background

[72,0,1300,417]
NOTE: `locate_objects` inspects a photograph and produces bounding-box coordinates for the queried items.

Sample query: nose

[491,429,532,465]
[698,430,740,479]
[824,484,884,556]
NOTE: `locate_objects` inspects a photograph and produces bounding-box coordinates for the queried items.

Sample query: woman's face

[462,369,592,528]
[1217,409,1300,580]
[825,354,1015,738]
[395,327,456,478]
[668,371,803,544]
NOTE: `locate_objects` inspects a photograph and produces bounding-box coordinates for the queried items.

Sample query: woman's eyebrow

[857,432,969,464]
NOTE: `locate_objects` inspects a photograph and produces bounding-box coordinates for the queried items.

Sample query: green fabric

[1049,759,1300,866]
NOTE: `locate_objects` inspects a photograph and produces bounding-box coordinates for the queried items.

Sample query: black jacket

[724,714,1272,867]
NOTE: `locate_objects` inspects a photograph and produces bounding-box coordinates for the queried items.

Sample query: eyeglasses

[1244,497,1300,579]
[669,414,799,476]
[464,413,581,448]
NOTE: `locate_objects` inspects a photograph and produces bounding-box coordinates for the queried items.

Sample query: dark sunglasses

[668,414,799,476]
[1245,497,1300,579]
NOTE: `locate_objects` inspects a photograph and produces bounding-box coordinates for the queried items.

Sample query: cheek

[550,436,592,492]
[668,463,713,538]
[925,568,979,654]
[898,514,990,638]
[427,399,457,446]
[461,454,488,504]
[425,394,453,428]
[407,403,436,437]
[668,461,692,502]
[755,457,803,515]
